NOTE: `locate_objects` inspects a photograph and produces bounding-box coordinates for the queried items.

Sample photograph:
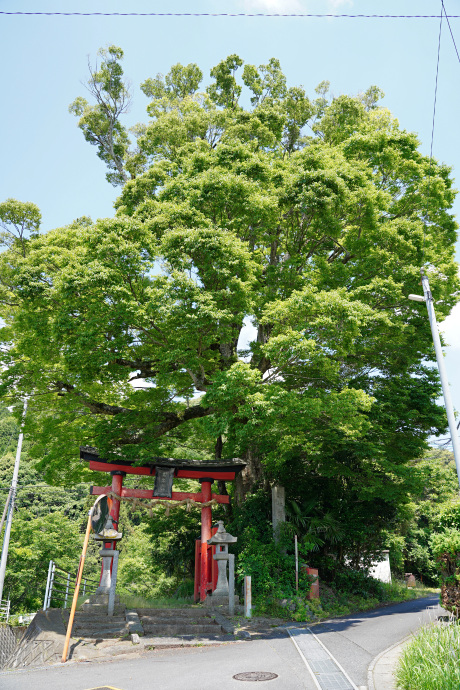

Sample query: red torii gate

[80,447,245,602]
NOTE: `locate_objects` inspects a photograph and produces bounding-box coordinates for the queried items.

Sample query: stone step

[83,594,121,605]
[142,623,222,635]
[139,615,211,624]
[73,626,128,636]
[136,607,209,618]
[73,623,127,632]
[80,604,126,615]
[69,615,127,624]
[76,628,128,638]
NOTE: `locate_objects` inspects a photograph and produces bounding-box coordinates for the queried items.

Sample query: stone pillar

[213,545,229,596]
[200,478,213,602]
[272,485,286,541]
[97,531,115,594]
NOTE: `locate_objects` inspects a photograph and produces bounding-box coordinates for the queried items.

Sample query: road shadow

[246,594,443,640]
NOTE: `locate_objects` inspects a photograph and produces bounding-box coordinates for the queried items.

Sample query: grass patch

[253,580,437,622]
[396,619,460,689]
[315,581,436,620]
[119,593,195,609]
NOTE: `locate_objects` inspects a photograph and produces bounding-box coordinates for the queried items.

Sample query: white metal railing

[43,560,98,610]
[0,598,10,622]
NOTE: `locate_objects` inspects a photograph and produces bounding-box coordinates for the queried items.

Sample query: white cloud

[238,0,353,12]
[239,0,303,11]
[237,317,258,360]
[327,0,353,13]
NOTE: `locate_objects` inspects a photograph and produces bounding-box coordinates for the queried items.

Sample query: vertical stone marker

[272,485,286,541]
[244,575,252,618]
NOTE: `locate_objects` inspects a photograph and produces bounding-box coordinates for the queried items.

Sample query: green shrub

[396,621,460,689]
[431,529,460,585]
[331,567,385,600]
[430,529,460,614]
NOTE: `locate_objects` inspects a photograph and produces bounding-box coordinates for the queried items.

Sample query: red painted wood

[110,474,123,529]
[200,480,213,602]
[194,539,200,603]
[89,460,237,481]
[89,460,154,475]
[90,486,230,504]
[91,487,154,499]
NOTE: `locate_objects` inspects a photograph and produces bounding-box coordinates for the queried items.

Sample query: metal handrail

[43,560,99,610]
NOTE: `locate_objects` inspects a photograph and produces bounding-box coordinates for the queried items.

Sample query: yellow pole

[61,509,93,663]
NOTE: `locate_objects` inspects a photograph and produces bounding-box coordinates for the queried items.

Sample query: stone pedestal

[96,554,112,595]
[80,593,126,616]
[204,594,240,607]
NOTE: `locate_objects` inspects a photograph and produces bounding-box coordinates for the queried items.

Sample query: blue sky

[0,0,459,439]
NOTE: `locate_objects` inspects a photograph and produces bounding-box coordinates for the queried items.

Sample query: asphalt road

[309,593,443,687]
[0,595,443,690]
[0,636,316,690]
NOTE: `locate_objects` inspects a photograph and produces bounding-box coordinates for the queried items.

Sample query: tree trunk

[234,448,269,505]
[215,435,231,517]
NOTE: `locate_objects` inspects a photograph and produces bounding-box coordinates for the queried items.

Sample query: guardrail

[43,561,99,610]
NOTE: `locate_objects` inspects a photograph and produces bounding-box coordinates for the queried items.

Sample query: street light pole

[0,398,28,604]
[409,269,460,487]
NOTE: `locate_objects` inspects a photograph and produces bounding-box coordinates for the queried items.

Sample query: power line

[422,5,443,263]
[442,1,460,65]
[1,11,460,18]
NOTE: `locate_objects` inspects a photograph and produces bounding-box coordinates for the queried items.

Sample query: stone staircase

[136,607,228,638]
[62,594,142,639]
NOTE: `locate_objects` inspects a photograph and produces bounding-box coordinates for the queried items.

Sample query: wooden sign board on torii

[80,447,246,602]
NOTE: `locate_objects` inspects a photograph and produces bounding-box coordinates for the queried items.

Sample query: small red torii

[80,447,245,602]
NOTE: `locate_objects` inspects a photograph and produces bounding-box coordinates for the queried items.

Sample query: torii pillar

[200,478,213,602]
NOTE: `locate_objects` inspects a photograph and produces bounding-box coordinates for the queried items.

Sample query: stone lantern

[207,521,238,615]
[94,515,123,596]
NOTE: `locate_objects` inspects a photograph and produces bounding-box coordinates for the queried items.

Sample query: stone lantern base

[80,593,125,615]
[204,594,240,607]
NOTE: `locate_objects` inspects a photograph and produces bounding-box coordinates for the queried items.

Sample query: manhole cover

[233,672,278,682]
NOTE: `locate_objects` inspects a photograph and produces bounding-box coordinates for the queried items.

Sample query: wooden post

[200,478,213,602]
[61,510,93,663]
[295,534,299,592]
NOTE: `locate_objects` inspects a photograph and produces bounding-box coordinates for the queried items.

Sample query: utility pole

[0,398,28,604]
[409,269,460,486]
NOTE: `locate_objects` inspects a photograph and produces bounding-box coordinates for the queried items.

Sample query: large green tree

[0,50,458,558]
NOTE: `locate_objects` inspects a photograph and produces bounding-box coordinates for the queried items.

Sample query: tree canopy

[0,49,458,554]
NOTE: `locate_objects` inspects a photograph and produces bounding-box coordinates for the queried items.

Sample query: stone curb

[367,634,412,690]
[210,610,235,635]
